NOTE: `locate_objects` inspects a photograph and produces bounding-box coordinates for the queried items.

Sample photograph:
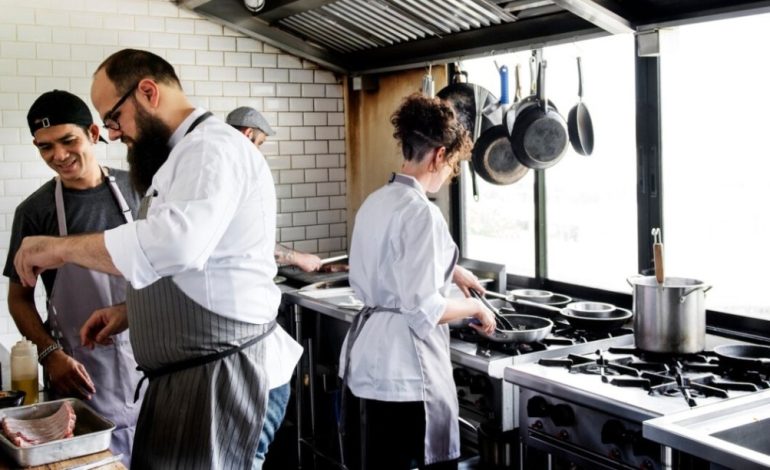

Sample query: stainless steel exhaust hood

[178,0,770,74]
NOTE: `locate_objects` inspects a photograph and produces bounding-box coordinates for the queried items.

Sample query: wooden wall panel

[344,67,448,242]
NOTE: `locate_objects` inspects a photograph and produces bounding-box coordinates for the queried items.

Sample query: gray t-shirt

[3,168,140,297]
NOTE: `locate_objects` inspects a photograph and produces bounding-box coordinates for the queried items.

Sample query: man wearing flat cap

[3,90,143,465]
[227,106,324,273]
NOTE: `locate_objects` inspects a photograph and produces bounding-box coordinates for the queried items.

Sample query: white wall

[0,0,348,355]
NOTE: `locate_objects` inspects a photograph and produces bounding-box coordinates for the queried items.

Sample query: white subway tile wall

[0,0,348,340]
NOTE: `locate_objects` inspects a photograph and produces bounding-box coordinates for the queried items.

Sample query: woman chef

[339,93,496,470]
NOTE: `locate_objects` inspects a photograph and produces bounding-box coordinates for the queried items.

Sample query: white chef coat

[105,108,302,388]
[342,173,457,402]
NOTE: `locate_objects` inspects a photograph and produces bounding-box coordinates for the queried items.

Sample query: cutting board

[0,450,124,470]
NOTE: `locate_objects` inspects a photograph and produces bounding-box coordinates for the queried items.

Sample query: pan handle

[512,298,563,314]
[680,284,713,302]
[470,289,514,330]
[577,56,584,100]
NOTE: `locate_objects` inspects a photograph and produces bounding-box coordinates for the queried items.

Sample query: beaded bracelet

[38,343,62,364]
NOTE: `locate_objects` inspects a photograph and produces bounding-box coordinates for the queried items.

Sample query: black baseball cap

[27,90,107,142]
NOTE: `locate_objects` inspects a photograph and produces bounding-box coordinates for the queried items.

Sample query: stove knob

[527,396,551,418]
[558,429,570,441]
[601,419,630,445]
[550,404,575,426]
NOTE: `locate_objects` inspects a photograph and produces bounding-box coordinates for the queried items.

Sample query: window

[660,15,770,317]
[461,34,637,291]
[461,50,536,277]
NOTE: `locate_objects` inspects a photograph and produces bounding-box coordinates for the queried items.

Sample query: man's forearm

[7,284,57,353]
[274,243,295,265]
[61,233,121,275]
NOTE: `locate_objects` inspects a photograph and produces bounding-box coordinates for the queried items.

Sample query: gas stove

[448,299,634,435]
[504,334,763,469]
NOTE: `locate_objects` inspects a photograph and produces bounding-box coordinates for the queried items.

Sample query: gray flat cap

[226,106,276,136]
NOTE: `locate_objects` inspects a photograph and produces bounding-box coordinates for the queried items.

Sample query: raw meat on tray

[2,401,76,447]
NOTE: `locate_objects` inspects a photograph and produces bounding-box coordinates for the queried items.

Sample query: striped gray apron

[340,173,461,467]
[48,167,140,466]
[126,112,277,469]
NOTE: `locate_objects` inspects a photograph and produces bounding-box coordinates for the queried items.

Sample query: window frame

[449,30,770,342]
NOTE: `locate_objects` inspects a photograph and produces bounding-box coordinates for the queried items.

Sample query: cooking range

[505,334,766,470]
[448,296,634,466]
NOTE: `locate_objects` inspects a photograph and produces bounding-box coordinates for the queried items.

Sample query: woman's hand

[469,298,496,335]
[452,265,485,297]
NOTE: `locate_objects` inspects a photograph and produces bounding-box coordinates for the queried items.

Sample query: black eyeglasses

[102,82,139,131]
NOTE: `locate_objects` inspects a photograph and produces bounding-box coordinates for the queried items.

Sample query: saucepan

[713,344,770,370]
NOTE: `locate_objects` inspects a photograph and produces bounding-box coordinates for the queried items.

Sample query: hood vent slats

[278,0,517,53]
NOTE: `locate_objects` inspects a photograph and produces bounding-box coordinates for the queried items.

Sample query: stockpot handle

[679,284,713,303]
[626,275,643,288]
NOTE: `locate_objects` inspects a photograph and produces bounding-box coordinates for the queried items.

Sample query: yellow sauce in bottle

[11,378,38,405]
[11,338,39,405]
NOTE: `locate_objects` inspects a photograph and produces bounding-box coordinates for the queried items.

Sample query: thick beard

[126,107,173,195]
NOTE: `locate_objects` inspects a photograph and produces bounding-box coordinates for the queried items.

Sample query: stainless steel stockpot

[627,275,712,354]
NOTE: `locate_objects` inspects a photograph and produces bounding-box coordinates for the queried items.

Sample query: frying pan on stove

[475,314,554,344]
[468,289,554,343]
[713,344,770,369]
[560,307,632,331]
[512,298,632,331]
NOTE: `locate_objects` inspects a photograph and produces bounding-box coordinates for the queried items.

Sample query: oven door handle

[458,416,478,433]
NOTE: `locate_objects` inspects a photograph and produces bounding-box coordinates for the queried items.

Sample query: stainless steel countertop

[645,389,770,469]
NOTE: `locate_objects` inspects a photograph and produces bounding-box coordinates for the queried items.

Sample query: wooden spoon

[652,227,664,284]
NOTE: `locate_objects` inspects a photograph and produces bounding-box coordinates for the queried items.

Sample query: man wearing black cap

[3,90,143,464]
[226,106,324,273]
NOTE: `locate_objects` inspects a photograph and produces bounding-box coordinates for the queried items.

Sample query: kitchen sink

[712,417,770,454]
[645,388,770,468]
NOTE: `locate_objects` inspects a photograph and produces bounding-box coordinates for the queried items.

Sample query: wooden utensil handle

[653,243,664,283]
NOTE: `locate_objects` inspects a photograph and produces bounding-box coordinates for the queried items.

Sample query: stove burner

[476,340,548,357]
[539,346,770,407]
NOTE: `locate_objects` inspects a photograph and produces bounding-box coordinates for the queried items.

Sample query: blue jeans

[252,383,290,470]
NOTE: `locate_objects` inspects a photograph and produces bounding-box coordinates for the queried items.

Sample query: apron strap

[133,320,278,403]
[53,167,135,236]
[54,177,67,236]
[186,111,212,136]
[101,167,134,224]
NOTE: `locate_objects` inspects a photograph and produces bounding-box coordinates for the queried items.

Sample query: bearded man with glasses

[13,49,302,470]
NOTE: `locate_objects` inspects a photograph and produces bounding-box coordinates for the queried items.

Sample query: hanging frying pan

[473,64,528,185]
[437,71,501,200]
[567,56,595,156]
[508,60,568,170]
[436,71,501,141]
[713,344,770,370]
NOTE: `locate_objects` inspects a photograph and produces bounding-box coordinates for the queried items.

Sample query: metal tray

[0,398,115,467]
